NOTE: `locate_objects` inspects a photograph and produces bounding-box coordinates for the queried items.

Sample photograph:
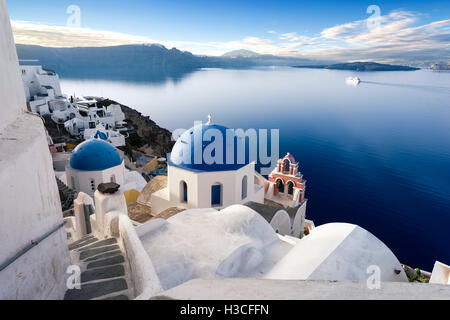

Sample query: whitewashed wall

[20,65,62,98]
[292,200,307,238]
[66,162,125,197]
[430,261,450,285]
[152,162,264,214]
[0,0,26,132]
[0,0,70,299]
[36,73,62,96]
[20,65,42,98]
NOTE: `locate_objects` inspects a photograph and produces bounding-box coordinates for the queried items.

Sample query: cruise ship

[346,76,361,86]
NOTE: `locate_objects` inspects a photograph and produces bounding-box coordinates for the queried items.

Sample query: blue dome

[169,123,251,172]
[70,139,122,171]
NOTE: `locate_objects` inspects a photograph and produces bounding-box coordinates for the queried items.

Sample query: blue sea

[61,67,450,271]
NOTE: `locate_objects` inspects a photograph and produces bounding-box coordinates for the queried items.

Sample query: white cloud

[320,11,418,40]
[274,10,450,64]
[11,21,157,47]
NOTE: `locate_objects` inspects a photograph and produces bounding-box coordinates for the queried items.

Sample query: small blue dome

[70,139,122,171]
[169,123,250,172]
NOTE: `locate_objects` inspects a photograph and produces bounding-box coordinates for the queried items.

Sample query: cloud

[219,37,280,54]
[274,10,450,64]
[320,11,418,40]
[11,21,157,47]
[11,10,450,64]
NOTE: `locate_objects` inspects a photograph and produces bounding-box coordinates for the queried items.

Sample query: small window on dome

[110,175,116,183]
[90,178,96,192]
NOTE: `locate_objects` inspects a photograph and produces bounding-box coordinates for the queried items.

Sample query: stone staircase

[64,235,134,300]
[56,176,78,211]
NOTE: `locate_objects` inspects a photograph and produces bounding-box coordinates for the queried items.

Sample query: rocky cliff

[43,98,174,159]
[96,99,174,157]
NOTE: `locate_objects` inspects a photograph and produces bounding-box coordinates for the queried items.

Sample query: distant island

[293,62,420,71]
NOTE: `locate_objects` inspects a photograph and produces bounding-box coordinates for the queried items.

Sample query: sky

[6,0,450,64]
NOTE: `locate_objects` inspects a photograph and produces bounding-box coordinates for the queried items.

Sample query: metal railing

[0,221,66,272]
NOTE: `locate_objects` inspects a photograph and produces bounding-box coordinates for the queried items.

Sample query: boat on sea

[346,76,361,86]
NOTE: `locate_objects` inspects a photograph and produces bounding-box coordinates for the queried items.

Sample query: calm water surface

[61,67,450,270]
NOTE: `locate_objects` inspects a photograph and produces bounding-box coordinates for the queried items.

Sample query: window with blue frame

[181,181,188,203]
[211,183,222,206]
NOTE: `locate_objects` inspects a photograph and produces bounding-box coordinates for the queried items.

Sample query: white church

[66,139,125,196]
[146,117,309,238]
[63,138,147,197]
[151,119,266,214]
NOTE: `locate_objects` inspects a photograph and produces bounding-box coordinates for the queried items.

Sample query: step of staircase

[68,235,97,250]
[56,176,78,211]
[65,235,134,300]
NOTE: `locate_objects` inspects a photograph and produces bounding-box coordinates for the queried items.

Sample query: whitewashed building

[19,60,64,115]
[83,124,126,147]
[151,121,266,214]
[66,139,126,197]
[65,138,147,197]
[64,100,127,137]
[18,62,127,138]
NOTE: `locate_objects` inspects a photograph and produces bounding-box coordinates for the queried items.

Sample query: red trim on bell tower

[268,153,306,202]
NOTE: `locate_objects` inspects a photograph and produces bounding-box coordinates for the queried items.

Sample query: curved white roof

[138,212,408,291]
[139,205,280,290]
[264,223,408,282]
